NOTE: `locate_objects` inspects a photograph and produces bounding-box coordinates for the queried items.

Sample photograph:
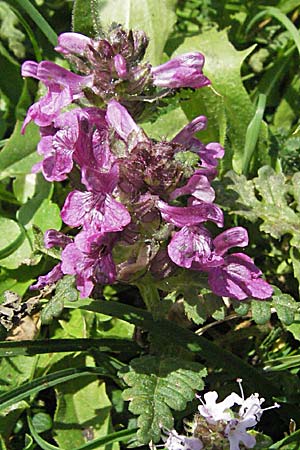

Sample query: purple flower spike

[61,231,116,298]
[55,32,91,55]
[213,227,249,257]
[31,263,63,290]
[168,225,223,270]
[151,52,210,89]
[157,199,224,228]
[207,253,273,300]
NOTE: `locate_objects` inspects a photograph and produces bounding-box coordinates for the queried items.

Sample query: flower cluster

[164,381,280,450]
[23,29,273,301]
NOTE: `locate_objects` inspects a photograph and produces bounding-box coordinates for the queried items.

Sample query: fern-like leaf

[119,355,206,444]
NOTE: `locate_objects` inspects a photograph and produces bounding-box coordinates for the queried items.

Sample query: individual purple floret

[33,108,107,181]
[61,231,117,298]
[167,225,223,270]
[21,61,93,131]
[31,263,63,290]
[207,253,273,300]
[205,228,273,300]
[151,52,210,89]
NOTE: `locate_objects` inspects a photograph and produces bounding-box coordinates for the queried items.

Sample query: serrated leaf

[173,28,270,173]
[0,2,26,58]
[226,166,300,246]
[91,0,177,65]
[231,299,250,316]
[183,288,225,325]
[41,276,78,324]
[120,355,206,444]
[271,287,299,325]
[251,299,271,325]
[286,313,300,341]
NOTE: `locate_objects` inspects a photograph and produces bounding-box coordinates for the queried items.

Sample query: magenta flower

[61,231,116,298]
[21,61,93,131]
[61,164,131,233]
[151,52,210,89]
[167,225,223,270]
[34,108,107,181]
[207,253,273,300]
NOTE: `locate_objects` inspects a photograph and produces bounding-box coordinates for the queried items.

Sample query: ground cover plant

[1,0,300,449]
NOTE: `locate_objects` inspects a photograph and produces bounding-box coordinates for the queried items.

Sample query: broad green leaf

[141,87,226,147]
[225,166,300,246]
[54,366,117,450]
[120,355,206,444]
[13,173,37,204]
[274,75,300,131]
[0,54,22,107]
[251,300,271,325]
[0,217,25,260]
[90,0,177,65]
[0,400,29,440]
[0,354,36,437]
[0,120,40,180]
[0,216,33,270]
[173,28,270,173]
[231,299,250,316]
[32,412,52,434]
[142,105,189,141]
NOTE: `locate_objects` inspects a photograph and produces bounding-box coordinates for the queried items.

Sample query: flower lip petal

[172,116,207,146]
[213,227,249,256]
[55,32,91,55]
[157,199,224,228]
[106,99,141,142]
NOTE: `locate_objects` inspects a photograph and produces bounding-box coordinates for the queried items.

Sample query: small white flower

[238,393,265,422]
[197,391,242,424]
[165,430,203,450]
[225,418,257,450]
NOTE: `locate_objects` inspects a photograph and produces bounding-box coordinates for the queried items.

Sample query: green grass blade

[14,0,57,47]
[0,367,106,411]
[247,7,300,58]
[0,338,138,357]
[242,93,266,175]
[11,5,43,61]
[269,429,300,449]
[75,428,138,450]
